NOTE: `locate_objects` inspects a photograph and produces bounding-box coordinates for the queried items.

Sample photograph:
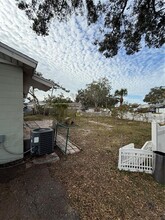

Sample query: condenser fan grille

[31,128,54,155]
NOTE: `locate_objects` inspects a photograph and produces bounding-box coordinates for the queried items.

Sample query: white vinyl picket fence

[118,143,153,174]
[118,122,165,174]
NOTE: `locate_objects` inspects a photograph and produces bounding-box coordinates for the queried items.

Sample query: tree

[114,88,128,106]
[106,95,119,108]
[28,86,40,114]
[27,71,70,113]
[76,77,111,109]
[76,89,90,109]
[16,0,165,58]
[45,93,73,104]
[143,86,165,104]
[44,93,72,120]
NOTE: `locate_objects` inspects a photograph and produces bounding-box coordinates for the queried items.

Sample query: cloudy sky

[0,0,165,103]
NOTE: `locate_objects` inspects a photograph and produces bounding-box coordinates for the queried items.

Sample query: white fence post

[152,121,158,151]
[118,148,121,170]
[157,124,165,153]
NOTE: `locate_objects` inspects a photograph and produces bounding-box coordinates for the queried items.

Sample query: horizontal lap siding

[0,63,23,164]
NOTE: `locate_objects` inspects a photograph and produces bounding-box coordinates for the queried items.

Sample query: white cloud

[0,0,164,103]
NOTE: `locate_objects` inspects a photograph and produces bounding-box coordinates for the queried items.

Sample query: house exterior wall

[0,63,23,164]
[156,108,165,114]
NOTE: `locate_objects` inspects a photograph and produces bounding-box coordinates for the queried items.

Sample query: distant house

[137,103,165,114]
[68,102,82,111]
[137,104,150,109]
[137,104,155,113]
[155,104,165,114]
[0,42,54,164]
[24,100,47,114]
[85,108,95,113]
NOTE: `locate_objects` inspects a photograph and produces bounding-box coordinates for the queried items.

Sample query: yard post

[152,121,158,151]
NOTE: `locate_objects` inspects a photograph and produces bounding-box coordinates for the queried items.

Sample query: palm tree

[115,88,128,106]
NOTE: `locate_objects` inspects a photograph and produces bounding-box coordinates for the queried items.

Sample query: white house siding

[0,63,23,164]
[156,108,165,114]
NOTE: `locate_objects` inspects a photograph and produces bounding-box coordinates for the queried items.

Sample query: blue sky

[0,0,165,104]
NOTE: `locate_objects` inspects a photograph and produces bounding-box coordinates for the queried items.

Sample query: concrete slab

[32,152,60,165]
[34,120,53,128]
[0,165,79,220]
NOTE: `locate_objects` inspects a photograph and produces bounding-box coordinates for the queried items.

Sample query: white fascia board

[0,42,38,69]
[32,74,55,88]
[31,74,55,91]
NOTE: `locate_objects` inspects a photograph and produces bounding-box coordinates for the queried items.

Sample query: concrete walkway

[0,164,79,220]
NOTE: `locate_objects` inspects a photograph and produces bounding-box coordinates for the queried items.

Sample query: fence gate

[55,123,70,154]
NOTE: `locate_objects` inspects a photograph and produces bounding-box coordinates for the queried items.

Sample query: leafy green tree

[16,0,165,57]
[76,77,111,109]
[106,95,119,108]
[76,89,90,109]
[45,93,73,104]
[114,88,128,106]
[44,94,72,121]
[51,103,69,122]
[143,86,165,104]
[118,104,129,119]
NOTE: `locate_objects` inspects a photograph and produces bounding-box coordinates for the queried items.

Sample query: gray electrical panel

[0,134,5,143]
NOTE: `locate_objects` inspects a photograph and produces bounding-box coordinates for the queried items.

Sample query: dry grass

[49,116,165,219]
[24,114,48,121]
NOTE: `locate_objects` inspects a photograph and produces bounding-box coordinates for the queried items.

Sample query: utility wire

[0,143,34,156]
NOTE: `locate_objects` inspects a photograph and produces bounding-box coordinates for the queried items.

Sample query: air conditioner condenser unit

[31,128,54,155]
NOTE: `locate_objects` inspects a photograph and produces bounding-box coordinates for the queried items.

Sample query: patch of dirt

[89,120,113,129]
[79,129,91,136]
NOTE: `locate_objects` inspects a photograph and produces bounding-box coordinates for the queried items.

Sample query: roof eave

[0,41,38,69]
[31,74,54,92]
